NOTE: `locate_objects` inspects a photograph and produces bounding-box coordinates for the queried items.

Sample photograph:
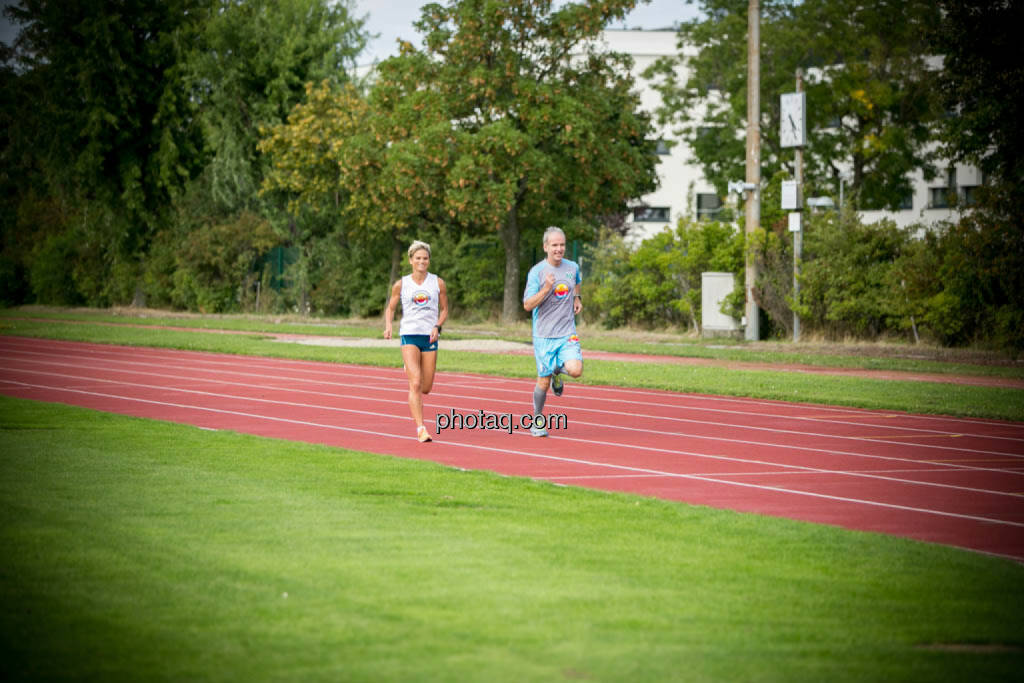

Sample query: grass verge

[1,396,1022,682]
[3,306,1022,379]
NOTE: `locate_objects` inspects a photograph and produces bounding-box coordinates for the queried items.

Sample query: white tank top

[399,273,440,336]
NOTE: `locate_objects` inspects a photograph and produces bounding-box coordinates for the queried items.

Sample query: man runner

[522,226,583,437]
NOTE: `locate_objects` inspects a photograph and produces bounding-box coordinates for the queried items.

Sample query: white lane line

[6,338,1022,438]
[3,368,1024,504]
[5,348,1022,462]
[6,362,1023,481]
[5,357,1024,487]
[5,377,1023,531]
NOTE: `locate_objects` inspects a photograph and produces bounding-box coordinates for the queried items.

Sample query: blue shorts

[400,334,438,352]
[533,334,582,377]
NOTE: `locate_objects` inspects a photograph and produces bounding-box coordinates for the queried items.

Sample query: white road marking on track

[6,338,1022,439]
[4,377,1023,530]
[5,358,1024,503]
[5,346,1023,465]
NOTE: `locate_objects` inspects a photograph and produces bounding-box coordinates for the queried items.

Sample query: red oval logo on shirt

[412,291,430,306]
[553,283,570,299]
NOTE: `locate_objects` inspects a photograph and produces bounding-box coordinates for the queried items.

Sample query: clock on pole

[780,91,806,148]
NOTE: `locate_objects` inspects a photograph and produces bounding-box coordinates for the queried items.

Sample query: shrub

[584,219,744,330]
[168,211,281,313]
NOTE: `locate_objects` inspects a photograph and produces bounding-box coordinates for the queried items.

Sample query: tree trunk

[499,206,521,325]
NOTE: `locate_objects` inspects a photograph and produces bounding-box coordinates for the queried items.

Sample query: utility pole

[793,68,803,343]
[744,0,761,341]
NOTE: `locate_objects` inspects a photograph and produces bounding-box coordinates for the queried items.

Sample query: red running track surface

[2,336,1023,561]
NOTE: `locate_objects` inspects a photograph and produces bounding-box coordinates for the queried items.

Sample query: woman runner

[384,240,449,442]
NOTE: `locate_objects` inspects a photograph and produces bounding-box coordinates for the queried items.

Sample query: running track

[2,336,1023,561]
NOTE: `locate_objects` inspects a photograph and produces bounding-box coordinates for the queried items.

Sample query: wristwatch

[434,325,442,334]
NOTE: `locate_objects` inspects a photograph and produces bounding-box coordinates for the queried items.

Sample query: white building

[600,29,980,239]
[598,30,716,240]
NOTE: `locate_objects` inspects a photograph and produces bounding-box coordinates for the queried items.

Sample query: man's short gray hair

[407,240,431,258]
[542,226,565,245]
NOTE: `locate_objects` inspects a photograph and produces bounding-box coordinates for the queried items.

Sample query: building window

[929,168,957,209]
[632,206,670,222]
[961,185,979,206]
[900,192,913,210]
[696,193,723,220]
[649,139,671,155]
[929,187,953,209]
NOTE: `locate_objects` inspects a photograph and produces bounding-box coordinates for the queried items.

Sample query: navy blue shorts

[400,334,438,352]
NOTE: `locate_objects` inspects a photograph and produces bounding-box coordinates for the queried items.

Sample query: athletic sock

[533,384,547,416]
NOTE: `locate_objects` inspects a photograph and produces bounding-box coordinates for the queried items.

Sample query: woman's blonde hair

[408,240,431,258]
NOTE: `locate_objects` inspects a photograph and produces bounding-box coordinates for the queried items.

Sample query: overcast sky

[354,0,698,64]
[1,1,698,64]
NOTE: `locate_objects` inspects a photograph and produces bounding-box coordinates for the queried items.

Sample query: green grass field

[2,307,1023,680]
[1,396,1022,682]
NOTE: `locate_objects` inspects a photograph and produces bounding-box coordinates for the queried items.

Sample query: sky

[354,0,700,65]
[1,1,699,63]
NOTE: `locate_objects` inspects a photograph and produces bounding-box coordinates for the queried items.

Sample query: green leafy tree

[2,0,211,303]
[259,81,416,305]
[4,0,208,217]
[1,0,367,308]
[363,0,660,322]
[181,0,369,313]
[646,0,943,209]
[926,2,1024,353]
[932,0,1024,186]
[185,0,367,213]
[263,1,660,322]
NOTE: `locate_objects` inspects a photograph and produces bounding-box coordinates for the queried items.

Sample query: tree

[184,0,368,213]
[0,0,368,308]
[360,0,660,322]
[646,0,944,210]
[259,80,424,302]
[3,0,209,246]
[177,0,369,313]
[927,2,1024,353]
[932,0,1024,187]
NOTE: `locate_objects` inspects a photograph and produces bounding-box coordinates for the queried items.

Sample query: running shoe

[530,425,548,437]
[417,425,432,443]
[551,372,564,397]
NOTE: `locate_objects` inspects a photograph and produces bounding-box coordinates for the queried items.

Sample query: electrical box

[781,180,801,210]
[701,272,740,337]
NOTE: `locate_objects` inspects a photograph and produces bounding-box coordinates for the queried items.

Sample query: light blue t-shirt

[523,258,580,338]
